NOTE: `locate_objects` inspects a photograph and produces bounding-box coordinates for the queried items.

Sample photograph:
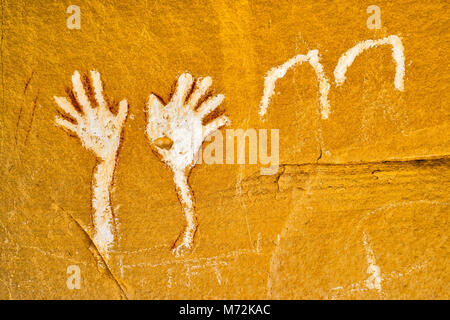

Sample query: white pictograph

[259,49,330,120]
[54,70,128,259]
[50,35,405,259]
[362,232,382,292]
[334,35,405,91]
[259,35,405,120]
[146,73,230,256]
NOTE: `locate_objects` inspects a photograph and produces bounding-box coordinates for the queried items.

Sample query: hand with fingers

[146,73,230,256]
[54,70,128,259]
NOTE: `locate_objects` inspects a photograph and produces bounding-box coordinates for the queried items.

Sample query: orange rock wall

[0,0,448,299]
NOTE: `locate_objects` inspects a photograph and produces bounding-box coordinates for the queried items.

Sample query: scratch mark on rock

[0,278,12,299]
[23,71,34,95]
[52,203,130,299]
[329,261,427,299]
[244,214,253,250]
[356,199,450,232]
[14,106,23,145]
[123,248,255,269]
[24,93,39,145]
[167,267,174,288]
[213,265,222,285]
[256,232,262,254]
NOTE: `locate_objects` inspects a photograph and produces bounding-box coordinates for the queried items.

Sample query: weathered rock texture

[0,0,448,299]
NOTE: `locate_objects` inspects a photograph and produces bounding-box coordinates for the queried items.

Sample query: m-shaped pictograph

[259,35,405,120]
[54,70,128,259]
[146,73,230,256]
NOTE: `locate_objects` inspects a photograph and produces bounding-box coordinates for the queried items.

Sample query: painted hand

[54,70,128,161]
[54,70,128,258]
[146,73,229,173]
[146,73,230,256]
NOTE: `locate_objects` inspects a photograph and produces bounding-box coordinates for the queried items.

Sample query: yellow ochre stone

[154,136,174,150]
[0,0,448,299]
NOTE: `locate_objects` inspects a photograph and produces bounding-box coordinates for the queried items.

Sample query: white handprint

[146,73,230,256]
[54,70,128,259]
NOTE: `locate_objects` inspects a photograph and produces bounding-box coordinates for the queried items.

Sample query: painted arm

[146,73,229,256]
[54,70,128,259]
